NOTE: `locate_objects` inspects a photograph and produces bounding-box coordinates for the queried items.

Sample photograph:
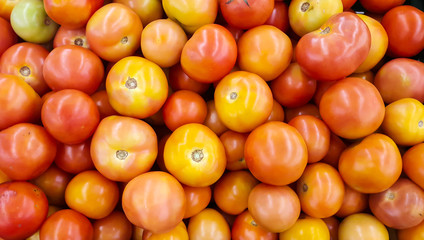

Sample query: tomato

[0,42,50,95]
[245,121,307,186]
[232,210,277,240]
[0,17,17,57]
[0,0,20,20]
[162,90,207,131]
[288,115,330,163]
[31,164,72,206]
[93,211,133,240]
[296,12,371,81]
[41,89,100,144]
[53,26,89,49]
[403,143,424,189]
[215,71,273,133]
[90,115,158,182]
[342,0,357,10]
[181,24,237,83]
[354,14,388,73]
[322,217,339,240]
[155,134,170,172]
[43,45,104,95]
[163,0,218,34]
[279,218,330,240]
[164,123,226,187]
[220,130,248,171]
[188,208,231,240]
[288,0,343,37]
[133,226,145,240]
[0,182,48,240]
[40,209,94,240]
[319,77,385,139]
[219,0,274,30]
[10,0,59,43]
[122,171,186,233]
[86,3,143,62]
[381,5,424,57]
[113,0,163,27]
[349,70,375,82]
[183,185,211,219]
[285,103,321,122]
[336,184,369,218]
[398,220,424,240]
[214,171,259,215]
[204,100,229,136]
[143,221,188,240]
[55,138,95,174]
[141,19,187,68]
[168,64,210,94]
[321,133,346,168]
[0,169,10,184]
[339,213,388,240]
[44,0,102,29]
[264,1,289,33]
[381,98,424,146]
[359,0,405,14]
[248,184,300,233]
[339,133,402,194]
[106,56,168,119]
[374,58,424,103]
[91,90,119,119]
[369,178,424,229]
[0,74,42,130]
[267,100,285,122]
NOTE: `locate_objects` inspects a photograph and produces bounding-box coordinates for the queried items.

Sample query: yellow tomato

[188,208,231,240]
[143,221,188,240]
[113,0,162,26]
[279,218,330,240]
[339,213,389,240]
[164,123,226,187]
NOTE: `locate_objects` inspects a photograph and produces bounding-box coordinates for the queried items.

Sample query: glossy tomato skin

[86,3,143,62]
[113,0,163,27]
[55,138,95,174]
[0,181,49,240]
[267,100,285,122]
[296,12,371,81]
[188,208,231,240]
[0,17,17,56]
[122,171,186,234]
[319,77,385,139]
[143,221,189,240]
[264,1,289,33]
[0,42,50,95]
[245,121,307,186]
[183,185,212,219]
[403,143,424,189]
[40,209,94,240]
[181,24,237,83]
[338,213,389,240]
[339,133,402,194]
[91,90,119,119]
[168,64,210,94]
[323,217,339,240]
[0,74,42,130]
[219,0,274,30]
[204,100,229,136]
[359,0,405,13]
[90,115,158,182]
[41,89,100,144]
[336,184,369,218]
[381,5,424,57]
[279,218,330,240]
[232,210,278,240]
[321,133,346,169]
[53,26,89,49]
[43,45,104,95]
[220,130,248,171]
[93,211,133,240]
[284,103,321,122]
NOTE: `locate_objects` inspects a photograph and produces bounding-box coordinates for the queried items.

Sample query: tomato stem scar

[19,66,30,77]
[320,27,331,34]
[125,77,137,89]
[74,38,84,46]
[302,183,308,192]
[116,150,128,160]
[191,149,204,162]
[230,92,237,100]
[121,36,128,44]
[419,120,423,127]
[301,2,310,12]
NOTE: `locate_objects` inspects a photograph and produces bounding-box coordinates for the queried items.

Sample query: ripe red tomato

[296,12,371,81]
[55,138,95,174]
[359,0,405,14]
[53,26,89,49]
[220,130,248,171]
[264,1,289,33]
[43,45,104,94]
[41,89,100,144]
[122,171,186,233]
[204,100,229,136]
[403,143,424,189]
[232,210,278,240]
[267,100,285,122]
[40,209,94,240]
[0,181,49,240]
[381,5,424,57]
[93,211,133,240]
[245,121,307,186]
[91,90,119,119]
[321,133,346,168]
[323,217,339,240]
[168,63,210,94]
[219,0,274,29]
[188,208,231,240]
[284,103,321,122]
[342,0,357,10]
[90,115,158,182]
[336,184,369,218]
[181,24,237,83]
[0,17,17,56]
[183,185,212,219]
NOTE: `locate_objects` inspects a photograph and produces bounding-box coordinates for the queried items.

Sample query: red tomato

[188,208,231,240]
[321,133,347,168]
[336,184,369,218]
[44,0,103,29]
[220,130,248,171]
[91,90,119,119]
[0,17,17,56]
[264,1,289,33]
[296,12,371,81]
[342,0,357,10]
[323,217,339,240]
[55,138,95,174]
[219,0,274,29]
[224,24,244,42]
[398,220,424,240]
[183,185,212,219]
[403,143,424,189]
[245,121,307,186]
[232,210,278,240]
[0,74,42,130]
[181,24,237,83]
[93,211,133,240]
[43,45,104,94]
[0,42,50,95]
[381,5,424,57]
[86,3,143,62]
[248,184,300,233]
[168,63,210,94]
[369,178,424,229]
[53,26,89,49]
[90,115,158,182]
[339,133,402,194]
[40,209,94,240]
[284,103,321,122]
[359,0,405,14]
[319,77,385,139]
[0,182,49,240]
[162,90,208,131]
[313,80,337,106]
[204,100,229,136]
[0,123,57,180]
[122,171,186,233]
[41,89,100,144]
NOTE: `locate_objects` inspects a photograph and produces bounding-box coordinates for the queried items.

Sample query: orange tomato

[143,221,188,240]
[267,100,285,122]
[183,185,211,219]
[398,220,424,240]
[220,130,248,171]
[93,211,133,240]
[279,218,330,240]
[338,213,389,240]
[164,123,226,187]
[231,210,278,240]
[204,100,228,136]
[113,0,162,26]
[321,133,347,169]
[403,143,424,189]
[349,70,375,82]
[53,26,89,49]
[188,208,231,240]
[285,103,321,122]
[168,63,210,94]
[336,184,369,218]
[55,138,95,174]
[0,0,20,20]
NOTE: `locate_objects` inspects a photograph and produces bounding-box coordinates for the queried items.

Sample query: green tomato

[10,0,58,43]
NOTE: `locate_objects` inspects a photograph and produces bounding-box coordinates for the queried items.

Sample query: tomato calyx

[225,0,250,7]
[125,77,137,89]
[191,149,204,163]
[19,66,30,77]
[301,2,311,12]
[116,150,129,160]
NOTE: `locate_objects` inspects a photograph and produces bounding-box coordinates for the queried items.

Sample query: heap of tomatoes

[1,0,424,239]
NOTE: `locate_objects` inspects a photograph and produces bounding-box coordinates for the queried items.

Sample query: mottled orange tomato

[403,143,424,189]
[336,184,369,218]
[188,208,231,240]
[93,211,133,240]
[232,210,278,240]
[113,0,163,26]
[183,185,211,219]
